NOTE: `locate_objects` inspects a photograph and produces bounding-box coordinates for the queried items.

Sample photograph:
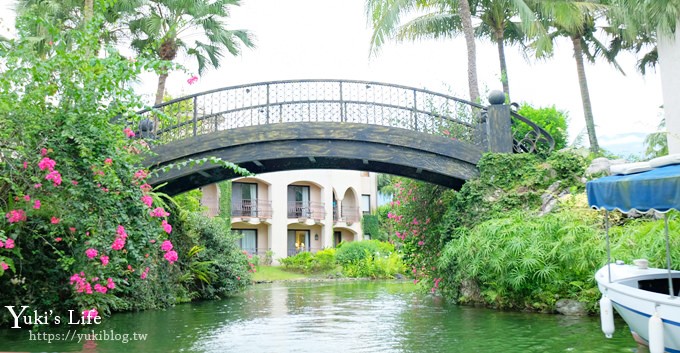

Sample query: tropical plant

[530,0,622,154]
[366,0,480,102]
[128,0,255,105]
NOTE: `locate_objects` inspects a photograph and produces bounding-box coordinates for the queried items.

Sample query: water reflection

[0,280,638,353]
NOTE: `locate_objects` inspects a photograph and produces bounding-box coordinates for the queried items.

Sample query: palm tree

[531,1,620,154]
[473,0,539,100]
[366,0,480,103]
[129,0,255,105]
[367,0,540,102]
[15,0,141,55]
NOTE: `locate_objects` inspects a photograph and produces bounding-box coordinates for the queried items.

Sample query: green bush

[335,240,387,264]
[440,209,604,313]
[342,252,406,279]
[515,103,569,151]
[280,249,338,273]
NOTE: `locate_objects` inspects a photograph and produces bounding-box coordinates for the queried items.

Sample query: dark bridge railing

[132,79,554,154]
[137,79,485,146]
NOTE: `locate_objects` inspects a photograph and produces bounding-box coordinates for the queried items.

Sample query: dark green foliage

[218,181,232,222]
[362,214,386,241]
[170,212,250,300]
[515,104,569,150]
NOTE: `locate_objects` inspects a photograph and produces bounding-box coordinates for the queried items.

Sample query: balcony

[287,201,325,220]
[333,206,360,224]
[231,199,273,218]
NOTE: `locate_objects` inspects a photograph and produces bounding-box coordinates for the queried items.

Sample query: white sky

[1,0,665,156]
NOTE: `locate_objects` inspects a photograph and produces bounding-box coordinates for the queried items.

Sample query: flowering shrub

[0,11,248,325]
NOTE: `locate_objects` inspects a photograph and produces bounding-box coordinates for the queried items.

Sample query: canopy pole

[606,210,611,284]
[664,213,675,298]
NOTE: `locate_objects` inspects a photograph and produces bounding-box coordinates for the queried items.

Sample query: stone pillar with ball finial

[486,90,513,153]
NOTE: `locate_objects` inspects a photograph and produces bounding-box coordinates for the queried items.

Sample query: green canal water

[0,280,640,352]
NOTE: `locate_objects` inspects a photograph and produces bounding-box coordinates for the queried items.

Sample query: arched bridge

[136,80,553,195]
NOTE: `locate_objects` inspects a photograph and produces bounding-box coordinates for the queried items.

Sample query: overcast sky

[1,0,665,156]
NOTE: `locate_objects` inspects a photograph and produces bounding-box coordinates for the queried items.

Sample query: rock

[539,182,566,216]
[394,273,404,280]
[585,157,611,177]
[555,299,587,316]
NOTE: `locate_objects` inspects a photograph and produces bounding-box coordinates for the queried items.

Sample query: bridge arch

[137,80,553,195]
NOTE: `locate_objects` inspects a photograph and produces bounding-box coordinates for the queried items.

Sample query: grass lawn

[252,266,308,281]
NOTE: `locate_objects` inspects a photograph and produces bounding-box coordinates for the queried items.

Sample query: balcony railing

[333,206,360,223]
[287,201,325,220]
[231,199,273,218]
[287,247,323,257]
[240,247,270,257]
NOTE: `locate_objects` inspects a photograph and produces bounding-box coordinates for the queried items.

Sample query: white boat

[595,262,680,352]
[587,161,680,353]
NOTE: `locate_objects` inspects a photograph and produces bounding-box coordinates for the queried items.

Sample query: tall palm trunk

[84,0,93,21]
[571,35,599,154]
[155,71,168,105]
[495,29,510,101]
[458,0,480,103]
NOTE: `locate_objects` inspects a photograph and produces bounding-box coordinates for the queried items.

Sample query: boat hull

[596,264,680,353]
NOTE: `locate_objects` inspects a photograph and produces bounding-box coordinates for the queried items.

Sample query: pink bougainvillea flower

[34,183,42,189]
[45,170,62,186]
[69,227,76,233]
[82,308,98,319]
[104,158,113,165]
[23,161,28,169]
[106,277,115,289]
[100,255,109,266]
[418,241,424,246]
[141,195,153,207]
[55,237,62,242]
[50,217,60,224]
[161,220,172,234]
[127,265,134,272]
[111,237,126,250]
[38,157,56,171]
[40,148,48,156]
[71,180,78,186]
[85,248,98,259]
[116,225,128,239]
[187,75,198,85]
[150,207,169,218]
[149,239,156,244]
[0,240,3,248]
[160,240,173,252]
[5,238,15,249]
[5,209,27,223]
[133,170,148,180]
[0,262,8,271]
[23,195,30,202]
[140,267,149,280]
[123,127,135,138]
[164,250,178,264]
[140,183,152,193]
[94,284,107,294]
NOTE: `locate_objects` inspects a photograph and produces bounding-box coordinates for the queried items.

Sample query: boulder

[585,157,611,177]
[555,299,587,316]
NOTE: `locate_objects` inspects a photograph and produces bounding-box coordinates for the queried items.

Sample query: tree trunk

[571,35,599,154]
[155,71,168,105]
[496,29,510,101]
[84,0,93,22]
[458,0,480,103]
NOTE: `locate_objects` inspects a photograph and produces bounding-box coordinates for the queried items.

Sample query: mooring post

[486,90,512,153]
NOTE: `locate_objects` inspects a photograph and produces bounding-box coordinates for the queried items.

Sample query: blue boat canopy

[586,164,680,213]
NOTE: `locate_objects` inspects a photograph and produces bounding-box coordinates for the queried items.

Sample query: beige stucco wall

[200,170,378,261]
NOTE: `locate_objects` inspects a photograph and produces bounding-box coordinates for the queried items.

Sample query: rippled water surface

[0,280,640,352]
